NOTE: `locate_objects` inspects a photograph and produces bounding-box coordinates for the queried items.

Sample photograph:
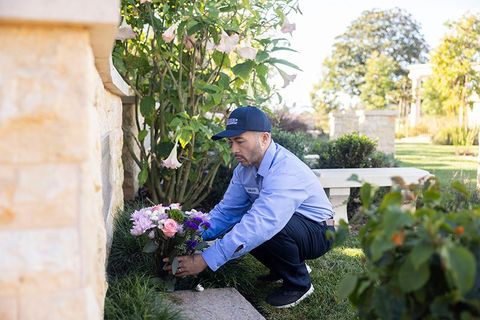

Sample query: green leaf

[232,60,256,81]
[450,180,469,197]
[378,192,402,211]
[142,241,158,253]
[255,50,269,63]
[171,257,179,275]
[140,96,155,124]
[138,166,148,186]
[399,256,430,292]
[218,72,230,88]
[410,243,434,270]
[271,46,298,53]
[337,274,358,300]
[360,182,374,208]
[422,189,441,206]
[441,245,476,294]
[267,58,302,71]
[371,236,395,261]
[138,129,148,142]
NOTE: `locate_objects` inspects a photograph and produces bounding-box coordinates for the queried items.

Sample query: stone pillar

[0,1,126,319]
[358,110,398,154]
[328,110,359,139]
[0,26,105,319]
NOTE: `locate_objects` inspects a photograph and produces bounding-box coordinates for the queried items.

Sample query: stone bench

[312,167,431,224]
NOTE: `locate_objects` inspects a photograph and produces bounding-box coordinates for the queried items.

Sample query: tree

[360,52,398,109]
[115,0,300,207]
[426,14,480,127]
[312,8,428,111]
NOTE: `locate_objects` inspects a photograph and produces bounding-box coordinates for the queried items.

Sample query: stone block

[19,288,100,320]
[169,288,265,320]
[0,296,17,320]
[0,164,79,229]
[0,26,95,164]
[0,228,81,295]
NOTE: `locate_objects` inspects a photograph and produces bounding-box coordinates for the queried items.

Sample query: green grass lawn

[395,142,478,186]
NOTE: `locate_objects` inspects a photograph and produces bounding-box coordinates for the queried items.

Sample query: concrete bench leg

[329,188,350,225]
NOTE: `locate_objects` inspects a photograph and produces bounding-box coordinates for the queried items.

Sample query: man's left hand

[163,254,208,277]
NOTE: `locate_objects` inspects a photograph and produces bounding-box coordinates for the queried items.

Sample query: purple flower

[184,220,200,231]
[130,209,155,236]
[186,240,198,251]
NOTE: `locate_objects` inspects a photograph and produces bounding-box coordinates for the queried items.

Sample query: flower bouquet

[129,203,210,290]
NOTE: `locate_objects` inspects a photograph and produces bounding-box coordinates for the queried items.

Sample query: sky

[275,0,480,113]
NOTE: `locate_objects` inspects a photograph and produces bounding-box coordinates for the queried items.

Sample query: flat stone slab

[168,288,265,320]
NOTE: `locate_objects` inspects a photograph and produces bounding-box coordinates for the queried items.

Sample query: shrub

[314,133,397,169]
[433,126,479,146]
[271,127,314,161]
[338,178,480,319]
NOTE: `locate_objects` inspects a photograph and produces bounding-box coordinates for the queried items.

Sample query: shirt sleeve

[201,169,310,271]
[201,165,251,241]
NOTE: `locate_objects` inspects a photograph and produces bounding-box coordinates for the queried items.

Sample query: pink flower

[183,34,196,50]
[162,23,178,43]
[280,20,296,34]
[162,219,178,238]
[278,68,296,88]
[116,19,136,41]
[140,0,151,3]
[237,40,257,60]
[162,143,182,169]
[216,30,239,54]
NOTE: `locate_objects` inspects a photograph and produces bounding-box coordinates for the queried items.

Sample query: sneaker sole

[273,284,315,309]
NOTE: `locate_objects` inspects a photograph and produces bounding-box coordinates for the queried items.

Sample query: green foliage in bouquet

[337,177,480,319]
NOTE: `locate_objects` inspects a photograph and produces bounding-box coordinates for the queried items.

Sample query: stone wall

[0,26,107,319]
[0,9,129,318]
[329,110,398,154]
[94,75,125,249]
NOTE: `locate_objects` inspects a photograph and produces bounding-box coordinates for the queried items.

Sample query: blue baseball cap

[212,106,272,140]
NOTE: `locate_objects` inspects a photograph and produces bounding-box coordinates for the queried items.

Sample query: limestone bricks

[328,109,398,154]
[0,26,106,320]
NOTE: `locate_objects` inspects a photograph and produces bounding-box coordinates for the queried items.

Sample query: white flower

[216,30,239,54]
[206,38,216,52]
[162,23,178,43]
[280,20,296,35]
[169,203,182,210]
[237,40,257,60]
[140,0,151,3]
[278,69,296,88]
[148,230,155,239]
[162,143,182,169]
[116,19,136,41]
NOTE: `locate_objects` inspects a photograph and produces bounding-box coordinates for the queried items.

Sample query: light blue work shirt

[201,140,334,271]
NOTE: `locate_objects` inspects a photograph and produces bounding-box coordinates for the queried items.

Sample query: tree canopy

[312,7,429,111]
[423,13,480,126]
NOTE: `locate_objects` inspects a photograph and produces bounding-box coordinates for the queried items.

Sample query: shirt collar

[257,140,276,178]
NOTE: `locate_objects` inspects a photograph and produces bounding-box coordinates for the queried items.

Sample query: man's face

[228,131,268,167]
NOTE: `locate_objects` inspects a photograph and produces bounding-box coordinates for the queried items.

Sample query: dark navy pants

[250,213,334,290]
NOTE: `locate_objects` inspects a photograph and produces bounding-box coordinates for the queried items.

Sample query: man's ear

[261,132,271,145]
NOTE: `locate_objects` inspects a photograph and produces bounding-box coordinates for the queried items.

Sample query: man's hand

[163,254,208,277]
